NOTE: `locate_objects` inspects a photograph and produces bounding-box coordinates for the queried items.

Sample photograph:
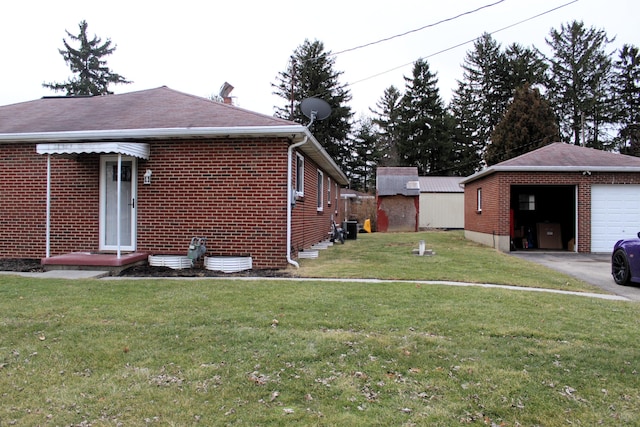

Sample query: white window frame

[327,177,332,206]
[295,153,304,196]
[477,188,482,212]
[317,169,324,212]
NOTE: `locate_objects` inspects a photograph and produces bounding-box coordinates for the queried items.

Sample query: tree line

[273,22,640,192]
[44,20,640,194]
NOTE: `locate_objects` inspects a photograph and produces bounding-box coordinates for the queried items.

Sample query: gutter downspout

[287,135,308,268]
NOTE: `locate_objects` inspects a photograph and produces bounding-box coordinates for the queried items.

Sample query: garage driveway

[510,251,640,302]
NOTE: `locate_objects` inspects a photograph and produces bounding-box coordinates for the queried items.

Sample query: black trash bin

[344,221,358,240]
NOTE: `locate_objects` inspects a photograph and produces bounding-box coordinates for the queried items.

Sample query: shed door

[591,185,640,252]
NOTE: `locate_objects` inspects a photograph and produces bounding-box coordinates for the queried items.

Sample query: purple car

[612,232,640,285]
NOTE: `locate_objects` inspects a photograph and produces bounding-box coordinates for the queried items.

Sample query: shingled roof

[461,143,640,184]
[0,86,349,185]
[0,86,291,133]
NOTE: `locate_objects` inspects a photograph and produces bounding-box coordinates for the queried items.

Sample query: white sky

[2,0,638,118]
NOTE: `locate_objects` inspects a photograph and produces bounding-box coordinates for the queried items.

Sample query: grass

[296,230,603,293]
[1,231,638,425]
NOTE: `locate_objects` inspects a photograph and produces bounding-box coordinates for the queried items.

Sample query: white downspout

[287,136,308,268]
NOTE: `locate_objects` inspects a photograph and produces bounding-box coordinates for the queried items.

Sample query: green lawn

[1,231,638,426]
[296,230,604,293]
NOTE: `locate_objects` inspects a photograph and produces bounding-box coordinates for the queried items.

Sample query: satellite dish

[301,97,331,128]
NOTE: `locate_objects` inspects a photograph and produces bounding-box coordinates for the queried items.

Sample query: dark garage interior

[510,185,576,251]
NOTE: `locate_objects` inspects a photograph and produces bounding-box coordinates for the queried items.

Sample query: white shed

[419,176,464,229]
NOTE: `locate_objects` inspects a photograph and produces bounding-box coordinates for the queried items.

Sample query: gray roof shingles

[0,86,293,133]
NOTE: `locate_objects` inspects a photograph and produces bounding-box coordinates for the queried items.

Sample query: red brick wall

[464,171,640,252]
[1,139,342,269]
[290,152,342,255]
[0,144,99,257]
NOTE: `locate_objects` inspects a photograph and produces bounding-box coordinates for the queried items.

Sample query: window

[519,194,535,211]
[295,154,304,195]
[317,170,324,211]
[477,188,482,212]
[327,177,332,206]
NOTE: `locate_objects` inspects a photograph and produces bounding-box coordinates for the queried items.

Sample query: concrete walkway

[1,254,635,302]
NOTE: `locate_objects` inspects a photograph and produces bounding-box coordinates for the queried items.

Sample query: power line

[348,0,579,87]
[329,0,506,58]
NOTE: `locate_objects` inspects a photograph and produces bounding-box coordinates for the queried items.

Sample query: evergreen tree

[504,43,548,90]
[272,39,353,168]
[43,20,130,96]
[612,44,640,156]
[544,20,614,147]
[485,84,560,165]
[448,84,482,175]
[449,33,511,167]
[397,59,454,175]
[370,85,402,166]
[347,117,381,192]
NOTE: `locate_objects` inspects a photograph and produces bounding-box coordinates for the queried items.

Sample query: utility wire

[349,0,579,87]
[330,0,506,57]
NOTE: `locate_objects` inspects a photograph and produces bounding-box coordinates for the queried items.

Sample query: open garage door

[591,185,640,252]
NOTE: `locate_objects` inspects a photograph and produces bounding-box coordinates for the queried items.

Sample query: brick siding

[464,171,640,252]
[0,139,342,269]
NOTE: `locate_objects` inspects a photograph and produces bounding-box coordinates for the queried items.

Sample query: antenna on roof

[300,97,331,129]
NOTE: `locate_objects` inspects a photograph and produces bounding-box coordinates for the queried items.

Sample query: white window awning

[36,142,150,160]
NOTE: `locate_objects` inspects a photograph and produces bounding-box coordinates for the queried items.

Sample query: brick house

[461,143,640,253]
[0,87,348,270]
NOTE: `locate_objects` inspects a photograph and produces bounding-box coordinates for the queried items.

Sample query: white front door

[100,155,137,251]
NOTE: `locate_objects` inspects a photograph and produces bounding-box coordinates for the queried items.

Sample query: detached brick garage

[460,143,640,253]
[0,87,348,270]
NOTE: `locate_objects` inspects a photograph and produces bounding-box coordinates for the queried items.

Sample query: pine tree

[370,85,402,166]
[397,59,454,175]
[347,117,381,192]
[272,39,353,168]
[43,20,130,96]
[612,44,640,156]
[545,21,614,147]
[449,33,510,167]
[485,84,560,165]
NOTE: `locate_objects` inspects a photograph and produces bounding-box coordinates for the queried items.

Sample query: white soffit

[36,142,150,159]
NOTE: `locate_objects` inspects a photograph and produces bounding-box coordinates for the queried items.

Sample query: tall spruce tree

[485,84,560,165]
[370,85,403,166]
[612,44,640,156]
[397,59,454,175]
[347,117,381,192]
[272,39,353,168]
[450,35,548,170]
[544,21,614,147]
[43,20,130,96]
[450,33,510,168]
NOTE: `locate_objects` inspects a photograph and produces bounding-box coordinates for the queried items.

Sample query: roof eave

[0,125,308,143]
[460,165,640,185]
[0,125,350,186]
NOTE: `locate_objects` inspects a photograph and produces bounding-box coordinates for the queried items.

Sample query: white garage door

[591,185,640,252]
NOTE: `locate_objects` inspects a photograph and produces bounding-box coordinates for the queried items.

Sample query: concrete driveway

[510,251,640,302]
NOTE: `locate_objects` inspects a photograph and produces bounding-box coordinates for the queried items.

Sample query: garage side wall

[464,171,640,253]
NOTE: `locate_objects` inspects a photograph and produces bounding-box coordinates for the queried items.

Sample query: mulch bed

[0,258,292,278]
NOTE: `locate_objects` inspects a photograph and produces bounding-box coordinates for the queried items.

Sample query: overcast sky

[2,0,638,118]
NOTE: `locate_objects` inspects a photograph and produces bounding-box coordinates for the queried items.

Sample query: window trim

[476,188,482,213]
[295,153,304,197]
[317,169,324,212]
[327,177,332,206]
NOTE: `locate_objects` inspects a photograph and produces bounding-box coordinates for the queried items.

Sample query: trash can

[344,221,358,240]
